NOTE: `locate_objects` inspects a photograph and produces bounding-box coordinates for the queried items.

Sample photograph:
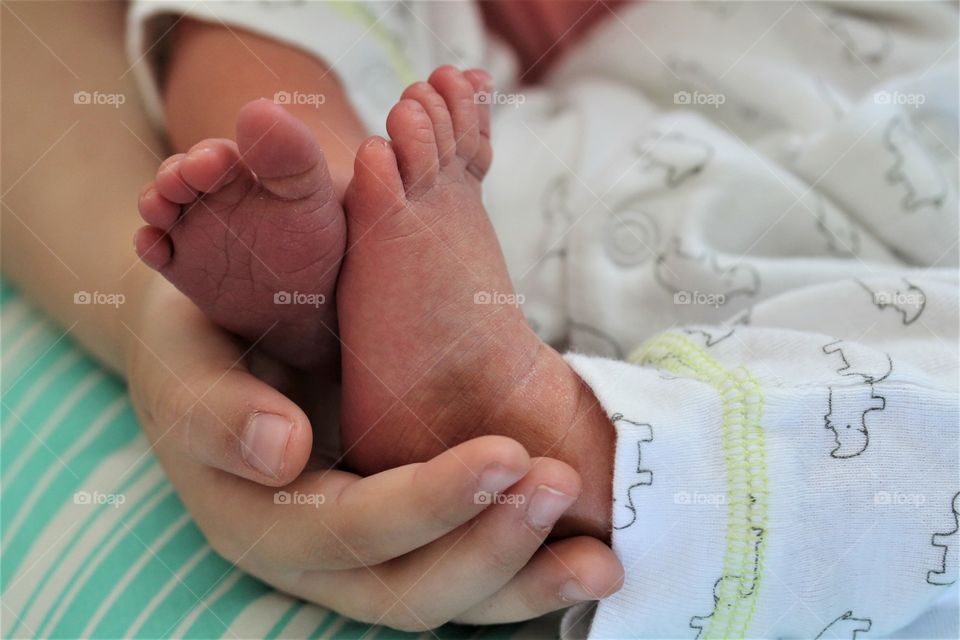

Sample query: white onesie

[128,1,959,637]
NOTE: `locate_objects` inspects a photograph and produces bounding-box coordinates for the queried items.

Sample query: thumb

[128,299,313,486]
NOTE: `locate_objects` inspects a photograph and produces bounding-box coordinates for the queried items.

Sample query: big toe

[346,136,405,229]
[235,98,334,200]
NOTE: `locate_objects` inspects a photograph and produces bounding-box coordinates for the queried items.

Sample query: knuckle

[483,542,523,575]
[303,526,373,570]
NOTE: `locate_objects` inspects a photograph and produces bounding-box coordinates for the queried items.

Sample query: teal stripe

[265,601,305,639]
[45,493,194,637]
[31,484,176,638]
[0,279,15,304]
[132,550,232,639]
[5,458,159,637]
[307,612,339,639]
[1,355,101,460]
[2,401,138,584]
[181,571,274,639]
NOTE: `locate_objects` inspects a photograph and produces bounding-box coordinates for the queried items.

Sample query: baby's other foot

[135,99,346,370]
[339,67,567,469]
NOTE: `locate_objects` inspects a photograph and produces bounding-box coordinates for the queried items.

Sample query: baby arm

[557,277,958,638]
[163,18,367,196]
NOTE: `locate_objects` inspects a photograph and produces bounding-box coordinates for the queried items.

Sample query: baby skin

[338,67,614,540]
[136,67,614,540]
[135,99,345,371]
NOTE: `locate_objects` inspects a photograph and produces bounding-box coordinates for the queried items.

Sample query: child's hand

[123,274,316,485]
[122,276,623,628]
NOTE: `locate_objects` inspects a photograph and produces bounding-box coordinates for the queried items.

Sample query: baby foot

[338,67,614,540]
[135,99,346,370]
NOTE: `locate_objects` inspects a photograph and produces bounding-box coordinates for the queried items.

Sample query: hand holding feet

[337,67,615,540]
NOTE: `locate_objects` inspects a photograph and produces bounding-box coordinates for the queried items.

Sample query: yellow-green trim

[330,2,418,86]
[630,333,769,639]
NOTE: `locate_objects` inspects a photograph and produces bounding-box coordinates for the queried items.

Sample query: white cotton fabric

[128,1,959,637]
[126,0,513,135]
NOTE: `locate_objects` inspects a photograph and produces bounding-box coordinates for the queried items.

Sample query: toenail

[241,413,292,479]
[526,485,576,530]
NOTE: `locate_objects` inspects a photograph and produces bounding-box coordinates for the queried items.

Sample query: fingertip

[558,536,625,601]
[239,403,313,486]
[527,456,583,502]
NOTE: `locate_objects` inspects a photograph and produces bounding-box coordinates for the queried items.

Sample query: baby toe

[401,81,456,166]
[386,99,439,194]
[154,154,198,204]
[428,66,481,165]
[133,225,173,271]
[179,139,244,193]
[462,68,494,179]
[138,183,181,231]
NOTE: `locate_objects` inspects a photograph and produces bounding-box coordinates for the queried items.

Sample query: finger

[325,435,531,565]
[454,536,624,625]
[128,284,312,486]
[175,435,530,573]
[304,458,582,631]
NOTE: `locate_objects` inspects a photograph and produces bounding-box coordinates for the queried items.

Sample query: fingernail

[526,485,576,529]
[242,413,292,479]
[560,580,599,603]
[478,463,524,494]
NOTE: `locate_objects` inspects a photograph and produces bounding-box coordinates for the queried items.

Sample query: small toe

[346,136,405,226]
[401,81,456,165]
[386,99,439,194]
[138,183,181,230]
[428,66,481,164]
[154,154,198,204]
[462,68,494,178]
[134,225,173,271]
[179,139,244,193]
[235,98,333,200]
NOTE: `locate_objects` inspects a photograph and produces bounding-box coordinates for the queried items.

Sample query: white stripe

[168,569,245,637]
[1,321,53,369]
[34,484,176,638]
[2,350,82,423]
[275,604,330,638]
[3,449,164,635]
[224,591,300,638]
[1,369,106,482]
[116,546,213,638]
[78,513,191,638]
[319,614,351,639]
[1,299,32,342]
[2,396,127,547]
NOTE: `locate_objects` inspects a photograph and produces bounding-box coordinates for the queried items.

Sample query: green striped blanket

[1,281,541,639]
